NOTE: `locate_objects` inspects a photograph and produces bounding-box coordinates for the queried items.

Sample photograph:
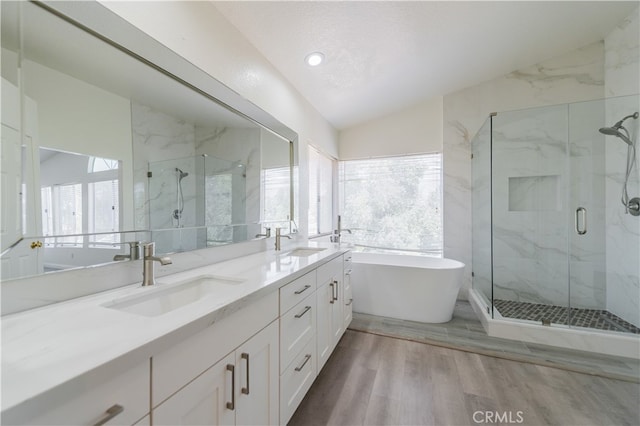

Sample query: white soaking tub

[351,252,464,323]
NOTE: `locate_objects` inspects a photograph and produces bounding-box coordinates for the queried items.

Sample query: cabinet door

[316,279,333,371]
[331,273,344,345]
[236,321,279,426]
[153,353,236,426]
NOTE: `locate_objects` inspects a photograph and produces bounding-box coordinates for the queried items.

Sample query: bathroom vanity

[1,244,352,425]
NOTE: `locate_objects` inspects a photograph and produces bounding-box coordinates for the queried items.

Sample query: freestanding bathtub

[350,252,465,323]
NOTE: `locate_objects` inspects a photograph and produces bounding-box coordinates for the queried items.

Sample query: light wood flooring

[350,302,639,382]
[289,330,640,426]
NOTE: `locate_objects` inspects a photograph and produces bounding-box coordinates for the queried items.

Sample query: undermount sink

[286,247,327,257]
[104,275,244,317]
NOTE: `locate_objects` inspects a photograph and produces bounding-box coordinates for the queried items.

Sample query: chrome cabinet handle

[226,364,235,410]
[576,207,587,235]
[294,284,311,295]
[294,354,311,372]
[329,282,334,304]
[295,305,312,318]
[333,280,338,301]
[241,353,250,395]
[93,404,124,426]
[346,298,353,306]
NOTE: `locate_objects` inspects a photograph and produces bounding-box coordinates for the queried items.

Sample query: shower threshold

[468,289,640,359]
[493,299,640,335]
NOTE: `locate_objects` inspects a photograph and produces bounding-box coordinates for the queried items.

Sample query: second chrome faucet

[142,242,172,286]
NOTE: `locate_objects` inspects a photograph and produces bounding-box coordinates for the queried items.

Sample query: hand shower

[173,168,189,225]
[599,112,639,215]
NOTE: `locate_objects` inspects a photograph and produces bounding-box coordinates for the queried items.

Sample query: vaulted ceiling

[214,1,637,130]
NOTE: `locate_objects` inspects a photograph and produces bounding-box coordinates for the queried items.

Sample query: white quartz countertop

[1,242,348,417]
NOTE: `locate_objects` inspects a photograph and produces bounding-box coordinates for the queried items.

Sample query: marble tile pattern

[131,102,196,230]
[445,41,605,300]
[195,126,261,238]
[604,9,640,328]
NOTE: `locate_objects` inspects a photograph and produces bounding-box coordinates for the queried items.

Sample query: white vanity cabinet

[153,321,279,426]
[5,359,150,426]
[278,271,318,424]
[152,292,279,426]
[316,255,345,371]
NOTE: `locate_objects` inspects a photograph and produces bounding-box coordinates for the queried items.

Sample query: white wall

[339,97,443,160]
[24,60,135,231]
[100,1,339,239]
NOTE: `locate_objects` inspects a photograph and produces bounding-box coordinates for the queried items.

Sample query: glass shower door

[568,96,640,334]
[491,105,571,325]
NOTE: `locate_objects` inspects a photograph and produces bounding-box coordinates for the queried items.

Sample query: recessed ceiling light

[305,52,324,67]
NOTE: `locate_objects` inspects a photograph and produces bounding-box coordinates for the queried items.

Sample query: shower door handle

[576,207,587,235]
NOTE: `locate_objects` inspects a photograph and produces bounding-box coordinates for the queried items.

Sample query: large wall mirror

[1,1,296,281]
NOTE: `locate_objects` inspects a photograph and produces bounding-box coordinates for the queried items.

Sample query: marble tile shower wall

[491,102,607,309]
[444,41,606,299]
[604,8,639,327]
[132,102,197,230]
[195,127,261,241]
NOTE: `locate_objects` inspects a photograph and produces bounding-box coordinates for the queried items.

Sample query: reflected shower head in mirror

[599,112,638,145]
[176,167,189,180]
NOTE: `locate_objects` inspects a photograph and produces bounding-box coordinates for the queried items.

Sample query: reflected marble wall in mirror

[0,0,295,280]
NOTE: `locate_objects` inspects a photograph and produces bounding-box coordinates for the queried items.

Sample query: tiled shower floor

[494,299,640,334]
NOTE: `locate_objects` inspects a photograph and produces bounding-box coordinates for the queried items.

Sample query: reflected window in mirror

[39,148,121,248]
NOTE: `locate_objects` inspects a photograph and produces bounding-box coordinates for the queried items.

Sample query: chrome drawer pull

[294,284,311,295]
[93,404,124,426]
[346,298,353,306]
[295,305,312,318]
[294,354,312,372]
[241,352,250,395]
[345,269,352,276]
[226,364,235,410]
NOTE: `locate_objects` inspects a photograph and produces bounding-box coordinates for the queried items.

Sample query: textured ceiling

[214,1,637,130]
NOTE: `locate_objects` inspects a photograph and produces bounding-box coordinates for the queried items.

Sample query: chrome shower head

[176,168,189,179]
[599,112,638,146]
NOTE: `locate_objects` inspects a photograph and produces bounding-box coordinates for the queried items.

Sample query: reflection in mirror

[0,231,152,281]
[0,1,295,280]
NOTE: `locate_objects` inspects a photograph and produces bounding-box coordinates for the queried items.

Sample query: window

[339,153,442,256]
[308,147,334,235]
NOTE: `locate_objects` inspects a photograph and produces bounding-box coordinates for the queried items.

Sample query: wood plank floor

[289,330,640,426]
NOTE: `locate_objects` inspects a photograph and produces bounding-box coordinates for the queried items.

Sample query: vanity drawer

[280,294,316,372]
[279,270,316,314]
[5,360,150,426]
[280,338,316,425]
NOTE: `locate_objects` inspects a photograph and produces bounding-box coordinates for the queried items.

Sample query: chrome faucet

[113,241,143,261]
[330,215,351,243]
[142,242,172,286]
[275,227,291,251]
[255,227,271,238]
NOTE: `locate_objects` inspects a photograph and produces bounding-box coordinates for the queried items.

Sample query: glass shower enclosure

[472,95,640,335]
